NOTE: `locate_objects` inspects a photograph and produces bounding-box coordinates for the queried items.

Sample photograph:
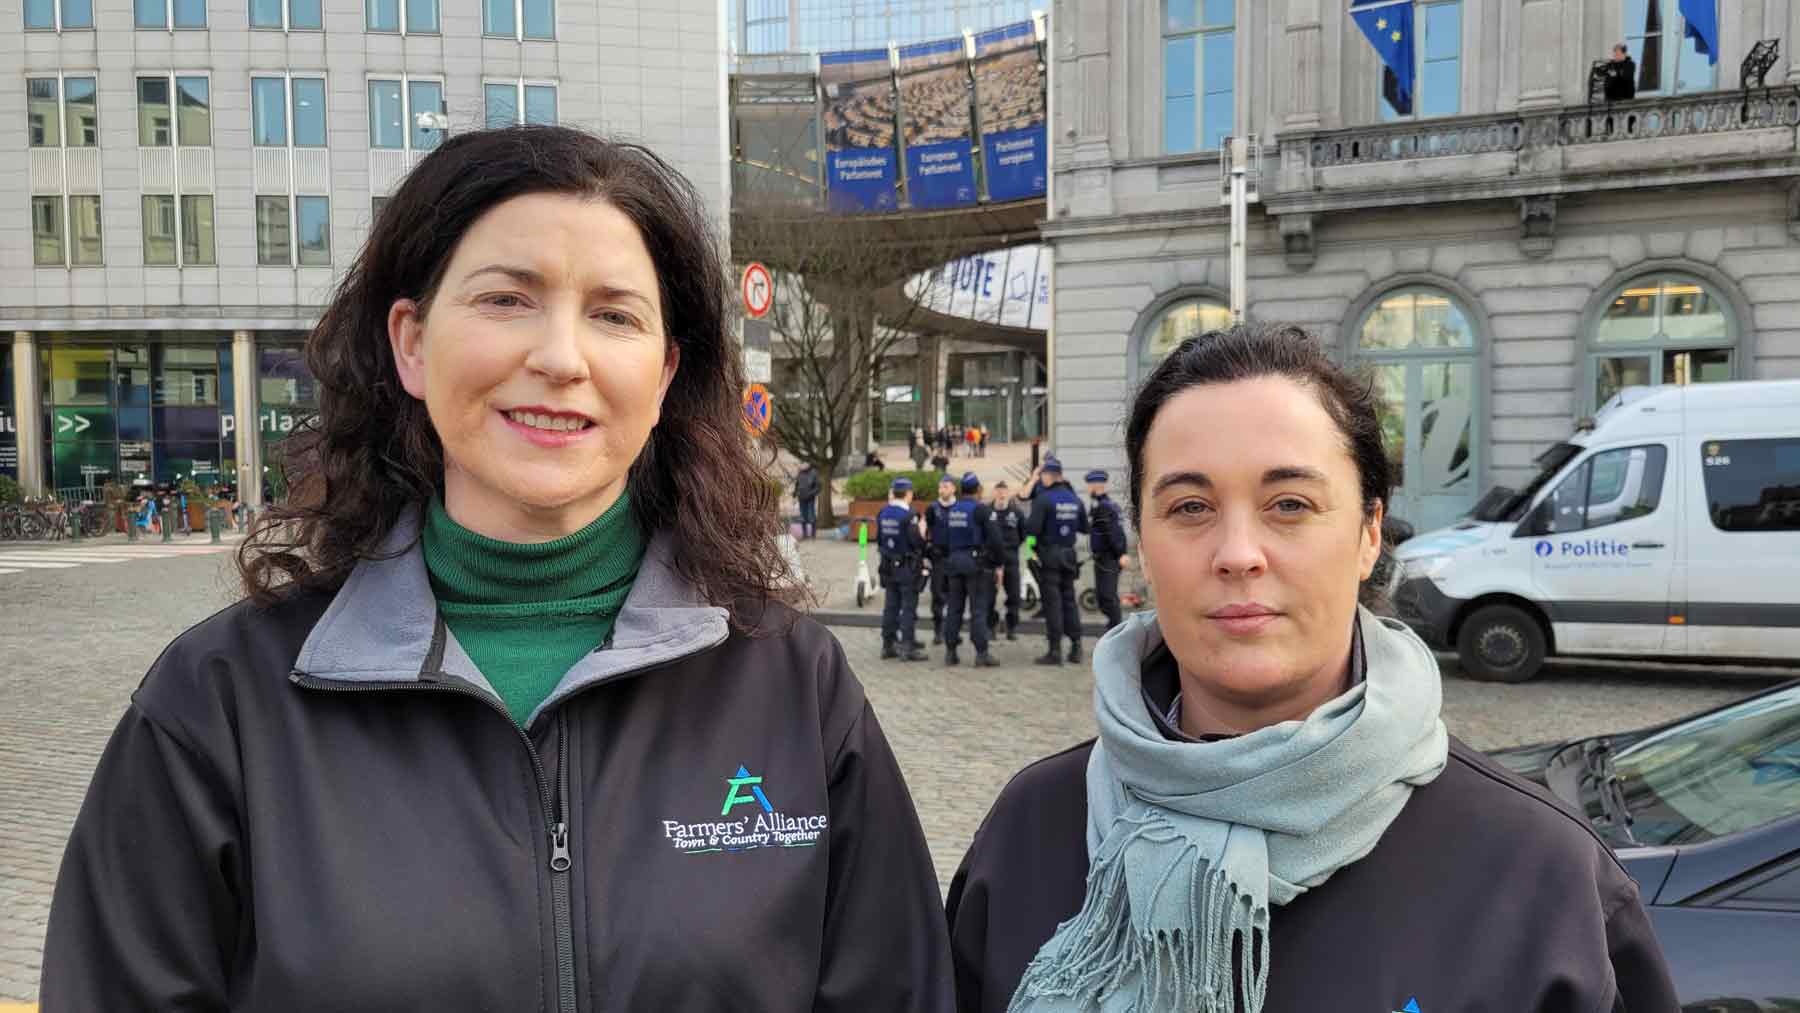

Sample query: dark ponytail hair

[1124,322,1395,607]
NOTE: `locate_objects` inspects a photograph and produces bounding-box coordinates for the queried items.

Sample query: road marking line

[0,552,134,562]
[0,568,21,575]
[0,558,81,568]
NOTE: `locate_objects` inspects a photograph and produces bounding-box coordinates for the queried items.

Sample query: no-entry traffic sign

[741,262,773,319]
[742,383,773,436]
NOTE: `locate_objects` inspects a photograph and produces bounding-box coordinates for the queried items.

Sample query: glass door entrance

[1355,286,1482,533]
[1370,359,1476,533]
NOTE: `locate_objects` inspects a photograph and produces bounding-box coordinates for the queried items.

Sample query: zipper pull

[549,822,572,873]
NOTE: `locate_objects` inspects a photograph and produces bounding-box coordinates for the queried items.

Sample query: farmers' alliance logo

[660,766,829,855]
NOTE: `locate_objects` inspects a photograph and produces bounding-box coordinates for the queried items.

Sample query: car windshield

[1481,442,1580,522]
[1606,683,1800,847]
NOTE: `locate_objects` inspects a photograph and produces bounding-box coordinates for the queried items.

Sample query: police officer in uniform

[986,481,1027,641]
[1086,468,1131,633]
[875,476,929,662]
[940,472,1004,668]
[1023,455,1088,666]
[924,474,958,644]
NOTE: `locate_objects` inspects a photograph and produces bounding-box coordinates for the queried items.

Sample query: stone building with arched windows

[1046,0,1800,531]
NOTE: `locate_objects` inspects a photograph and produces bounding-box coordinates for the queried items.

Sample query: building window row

[27,73,557,271]
[30,0,548,35]
[30,73,557,150]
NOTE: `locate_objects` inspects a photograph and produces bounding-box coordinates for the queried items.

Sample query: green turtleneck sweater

[423,493,646,726]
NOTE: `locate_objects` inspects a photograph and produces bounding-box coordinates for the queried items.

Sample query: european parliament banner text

[898,38,977,210]
[821,49,899,212]
[973,21,1045,202]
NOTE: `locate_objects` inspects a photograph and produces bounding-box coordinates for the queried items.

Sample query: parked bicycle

[0,504,51,541]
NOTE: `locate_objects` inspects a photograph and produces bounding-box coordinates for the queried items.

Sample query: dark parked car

[1489,680,1800,1010]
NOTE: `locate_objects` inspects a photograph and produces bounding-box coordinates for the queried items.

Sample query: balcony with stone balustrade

[1261,86,1800,266]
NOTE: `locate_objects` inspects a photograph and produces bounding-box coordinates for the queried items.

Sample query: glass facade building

[21,334,313,493]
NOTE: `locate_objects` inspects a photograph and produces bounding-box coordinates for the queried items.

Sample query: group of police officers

[874,455,1132,667]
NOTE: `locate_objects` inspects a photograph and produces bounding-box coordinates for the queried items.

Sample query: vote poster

[821,48,898,213]
[973,20,1047,202]
[901,244,1052,331]
[898,37,977,210]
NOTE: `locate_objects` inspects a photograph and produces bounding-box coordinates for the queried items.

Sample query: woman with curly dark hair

[42,125,954,1013]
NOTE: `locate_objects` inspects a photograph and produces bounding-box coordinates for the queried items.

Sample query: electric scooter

[853,520,874,608]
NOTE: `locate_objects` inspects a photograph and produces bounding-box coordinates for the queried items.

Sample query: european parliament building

[730,0,1051,445]
[3,0,727,502]
[1049,0,1800,532]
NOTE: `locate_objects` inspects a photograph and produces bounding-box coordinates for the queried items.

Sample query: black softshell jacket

[42,515,954,1012]
[946,738,1680,1012]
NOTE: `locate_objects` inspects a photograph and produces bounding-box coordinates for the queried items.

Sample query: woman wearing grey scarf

[946,324,1678,1012]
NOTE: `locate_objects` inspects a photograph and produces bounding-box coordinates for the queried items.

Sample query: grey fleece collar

[292,507,730,727]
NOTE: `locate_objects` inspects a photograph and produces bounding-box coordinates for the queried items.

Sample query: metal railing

[1298,87,1800,170]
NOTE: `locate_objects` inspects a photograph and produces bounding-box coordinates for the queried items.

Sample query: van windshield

[1473,442,1581,522]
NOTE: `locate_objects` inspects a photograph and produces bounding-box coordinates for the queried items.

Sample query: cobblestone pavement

[1,541,1791,1002]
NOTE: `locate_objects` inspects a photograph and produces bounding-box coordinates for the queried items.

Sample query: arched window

[1353,285,1480,532]
[1589,272,1735,410]
[1138,296,1232,377]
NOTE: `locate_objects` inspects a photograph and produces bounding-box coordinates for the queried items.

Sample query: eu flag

[1351,0,1415,113]
[1679,0,1718,65]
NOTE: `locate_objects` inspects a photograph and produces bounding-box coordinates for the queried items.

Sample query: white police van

[1392,380,1800,682]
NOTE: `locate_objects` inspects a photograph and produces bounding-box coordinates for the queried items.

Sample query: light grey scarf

[1009,607,1448,1013]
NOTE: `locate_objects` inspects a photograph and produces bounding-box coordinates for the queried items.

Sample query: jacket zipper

[289,671,578,1013]
[550,710,575,1013]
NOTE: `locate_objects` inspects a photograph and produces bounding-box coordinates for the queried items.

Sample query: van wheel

[1457,604,1547,683]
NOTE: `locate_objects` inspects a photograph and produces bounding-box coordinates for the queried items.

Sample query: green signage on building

[51,406,116,442]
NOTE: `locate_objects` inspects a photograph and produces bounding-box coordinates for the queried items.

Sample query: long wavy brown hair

[238,125,800,629]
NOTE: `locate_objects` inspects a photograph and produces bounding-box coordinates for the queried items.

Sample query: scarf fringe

[1008,815,1270,1013]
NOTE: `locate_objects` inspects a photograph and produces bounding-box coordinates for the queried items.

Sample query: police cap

[891,476,913,493]
[960,472,982,493]
[1041,455,1062,473]
[1085,469,1108,484]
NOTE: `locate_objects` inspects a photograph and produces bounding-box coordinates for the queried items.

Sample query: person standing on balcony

[1604,43,1637,101]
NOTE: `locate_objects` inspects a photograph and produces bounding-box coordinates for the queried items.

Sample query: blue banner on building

[826,148,899,212]
[981,125,1045,202]
[821,47,899,213]
[904,139,977,209]
[972,19,1045,203]
[898,36,978,210]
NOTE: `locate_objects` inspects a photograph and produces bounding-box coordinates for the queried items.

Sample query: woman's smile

[498,405,599,449]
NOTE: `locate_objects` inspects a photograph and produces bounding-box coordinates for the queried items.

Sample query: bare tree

[733,199,966,529]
